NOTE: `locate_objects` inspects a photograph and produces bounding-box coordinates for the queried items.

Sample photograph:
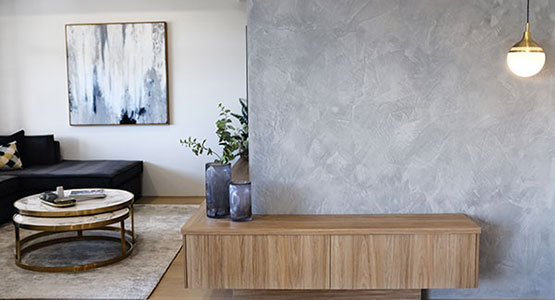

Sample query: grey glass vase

[229,181,252,222]
[205,162,231,218]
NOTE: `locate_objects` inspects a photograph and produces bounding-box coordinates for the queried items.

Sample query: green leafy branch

[179,137,221,161]
[180,99,248,165]
[231,98,248,159]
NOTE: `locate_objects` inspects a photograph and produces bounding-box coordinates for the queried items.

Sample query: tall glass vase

[205,162,231,218]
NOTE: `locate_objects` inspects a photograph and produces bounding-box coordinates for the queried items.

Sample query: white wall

[0,0,20,132]
[0,0,247,196]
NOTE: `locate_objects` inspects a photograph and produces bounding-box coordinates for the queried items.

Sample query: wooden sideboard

[181,203,481,297]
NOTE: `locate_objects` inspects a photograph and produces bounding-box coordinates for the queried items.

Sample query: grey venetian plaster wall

[248,0,555,298]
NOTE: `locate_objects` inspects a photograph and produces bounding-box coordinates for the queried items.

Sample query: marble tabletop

[14,189,134,217]
[13,207,129,227]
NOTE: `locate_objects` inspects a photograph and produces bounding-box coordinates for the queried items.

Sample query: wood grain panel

[331,234,478,289]
[186,235,330,289]
[182,202,481,236]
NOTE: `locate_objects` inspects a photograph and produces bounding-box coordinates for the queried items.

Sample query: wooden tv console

[181,203,480,298]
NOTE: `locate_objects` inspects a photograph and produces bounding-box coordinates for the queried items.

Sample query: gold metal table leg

[13,207,134,272]
[130,204,135,243]
[120,220,126,255]
[14,228,134,272]
[15,226,20,263]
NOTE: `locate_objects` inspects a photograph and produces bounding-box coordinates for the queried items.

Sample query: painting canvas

[66,22,168,125]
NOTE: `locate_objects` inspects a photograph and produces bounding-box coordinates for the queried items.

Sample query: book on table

[69,189,107,200]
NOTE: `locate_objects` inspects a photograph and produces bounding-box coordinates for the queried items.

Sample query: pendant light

[507,0,545,78]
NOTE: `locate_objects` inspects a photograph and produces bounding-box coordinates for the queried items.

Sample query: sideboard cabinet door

[330,234,479,289]
[186,235,330,289]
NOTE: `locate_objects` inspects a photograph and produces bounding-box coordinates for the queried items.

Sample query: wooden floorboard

[137,196,205,205]
[232,290,420,299]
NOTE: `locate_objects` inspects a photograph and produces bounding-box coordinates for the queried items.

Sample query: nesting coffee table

[12,189,135,272]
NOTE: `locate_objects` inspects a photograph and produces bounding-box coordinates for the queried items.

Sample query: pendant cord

[527,0,530,24]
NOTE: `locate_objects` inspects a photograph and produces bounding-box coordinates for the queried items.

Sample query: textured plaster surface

[248,0,555,298]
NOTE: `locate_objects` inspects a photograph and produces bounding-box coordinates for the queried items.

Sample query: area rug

[0,204,199,299]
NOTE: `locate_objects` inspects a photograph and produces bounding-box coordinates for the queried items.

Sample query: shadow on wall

[253,182,314,214]
[430,216,513,298]
[473,217,511,279]
[56,136,79,159]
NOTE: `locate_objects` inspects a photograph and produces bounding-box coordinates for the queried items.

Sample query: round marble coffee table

[12,189,135,272]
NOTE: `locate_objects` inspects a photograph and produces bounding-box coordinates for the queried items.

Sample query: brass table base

[14,226,134,272]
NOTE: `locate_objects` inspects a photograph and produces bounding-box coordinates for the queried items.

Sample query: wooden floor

[138,196,205,205]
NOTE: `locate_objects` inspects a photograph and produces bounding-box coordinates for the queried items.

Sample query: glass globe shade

[507,51,546,77]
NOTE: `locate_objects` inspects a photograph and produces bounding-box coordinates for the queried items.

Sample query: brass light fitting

[506,0,545,77]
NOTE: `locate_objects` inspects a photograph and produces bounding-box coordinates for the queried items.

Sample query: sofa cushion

[0,175,19,197]
[0,142,23,170]
[0,130,25,163]
[54,141,61,162]
[8,160,142,191]
[23,135,57,166]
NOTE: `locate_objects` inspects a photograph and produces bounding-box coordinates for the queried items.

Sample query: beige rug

[0,204,198,299]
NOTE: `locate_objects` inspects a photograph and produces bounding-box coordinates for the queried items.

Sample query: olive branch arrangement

[180,98,248,165]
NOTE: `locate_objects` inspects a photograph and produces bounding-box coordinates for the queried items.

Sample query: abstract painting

[66,22,168,125]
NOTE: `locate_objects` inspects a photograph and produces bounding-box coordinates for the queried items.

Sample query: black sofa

[0,131,142,224]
